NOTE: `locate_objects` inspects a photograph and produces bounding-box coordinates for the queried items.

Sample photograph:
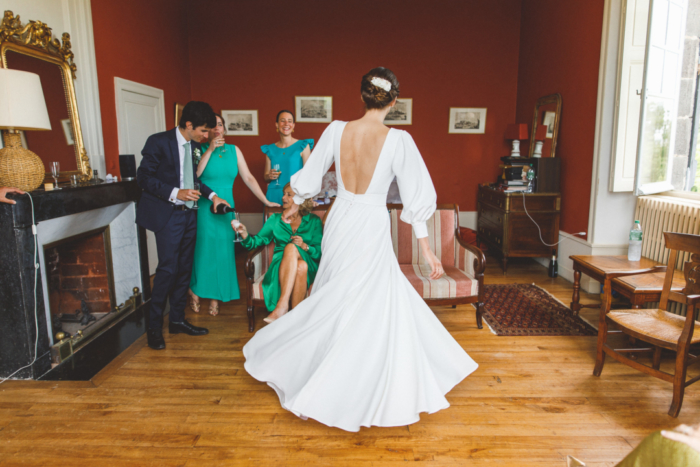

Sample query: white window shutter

[610,0,649,192]
[634,0,688,195]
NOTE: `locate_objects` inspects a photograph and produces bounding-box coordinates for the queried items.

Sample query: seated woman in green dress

[189,113,279,316]
[262,110,314,205]
[234,183,323,324]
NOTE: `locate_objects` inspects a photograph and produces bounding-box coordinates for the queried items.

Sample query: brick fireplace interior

[45,228,115,339]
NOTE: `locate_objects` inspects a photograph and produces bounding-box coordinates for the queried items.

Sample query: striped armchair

[244,205,330,332]
[388,204,486,329]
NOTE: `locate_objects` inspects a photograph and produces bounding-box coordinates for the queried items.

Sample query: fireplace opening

[44,227,116,343]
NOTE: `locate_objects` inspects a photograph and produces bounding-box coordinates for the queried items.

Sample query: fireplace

[0,181,151,380]
[45,228,115,342]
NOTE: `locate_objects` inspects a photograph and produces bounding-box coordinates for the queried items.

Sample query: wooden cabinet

[476,184,560,273]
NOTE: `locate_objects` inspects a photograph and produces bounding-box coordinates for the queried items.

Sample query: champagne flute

[192,182,200,210]
[51,162,62,190]
[273,164,281,186]
[232,211,242,242]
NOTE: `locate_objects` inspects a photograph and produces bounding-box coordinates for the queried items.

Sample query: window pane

[638,97,674,185]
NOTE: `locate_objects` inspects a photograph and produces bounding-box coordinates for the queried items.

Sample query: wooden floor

[1,255,699,466]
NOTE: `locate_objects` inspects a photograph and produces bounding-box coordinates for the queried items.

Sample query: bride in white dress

[238,67,478,432]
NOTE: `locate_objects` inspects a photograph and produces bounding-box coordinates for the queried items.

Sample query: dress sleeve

[260,144,272,157]
[391,131,437,239]
[241,215,277,250]
[302,139,315,152]
[290,122,338,205]
[303,215,323,261]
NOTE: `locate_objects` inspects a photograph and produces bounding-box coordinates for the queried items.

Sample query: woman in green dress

[189,113,279,316]
[234,183,323,324]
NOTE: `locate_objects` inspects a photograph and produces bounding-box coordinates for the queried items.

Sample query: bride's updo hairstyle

[361,67,400,109]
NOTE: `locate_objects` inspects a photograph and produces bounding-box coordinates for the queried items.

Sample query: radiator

[635,195,700,315]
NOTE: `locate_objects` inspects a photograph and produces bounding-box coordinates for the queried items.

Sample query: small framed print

[174,102,185,127]
[60,118,74,145]
[221,110,259,136]
[384,98,412,125]
[448,107,487,134]
[296,96,333,123]
[543,111,556,138]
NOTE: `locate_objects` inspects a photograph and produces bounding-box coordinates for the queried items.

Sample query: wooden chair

[593,231,700,417]
[388,204,486,328]
[243,205,330,332]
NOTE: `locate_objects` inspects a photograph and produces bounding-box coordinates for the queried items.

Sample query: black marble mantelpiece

[0,180,150,380]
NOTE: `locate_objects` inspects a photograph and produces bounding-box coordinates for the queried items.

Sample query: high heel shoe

[209,301,219,316]
[189,291,200,313]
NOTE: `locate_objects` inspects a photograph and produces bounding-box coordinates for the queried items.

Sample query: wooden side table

[477,184,560,273]
[570,255,684,314]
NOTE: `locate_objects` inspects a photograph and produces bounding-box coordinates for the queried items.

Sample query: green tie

[183,142,194,208]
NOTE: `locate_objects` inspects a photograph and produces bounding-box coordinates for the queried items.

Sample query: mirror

[5,50,77,172]
[0,10,92,181]
[529,93,562,158]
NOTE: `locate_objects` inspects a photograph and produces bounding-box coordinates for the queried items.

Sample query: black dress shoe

[169,319,209,336]
[147,328,165,350]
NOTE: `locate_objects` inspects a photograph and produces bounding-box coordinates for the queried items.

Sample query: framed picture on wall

[60,118,74,145]
[542,111,556,138]
[295,96,332,123]
[384,98,412,125]
[448,107,487,134]
[174,102,185,127]
[221,110,259,136]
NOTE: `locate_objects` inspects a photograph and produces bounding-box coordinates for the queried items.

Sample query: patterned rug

[482,284,597,336]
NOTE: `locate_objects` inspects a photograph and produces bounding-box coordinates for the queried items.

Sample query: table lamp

[0,68,51,191]
[532,125,548,158]
[505,123,528,157]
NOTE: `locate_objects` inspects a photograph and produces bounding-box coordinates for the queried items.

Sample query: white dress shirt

[169,128,217,204]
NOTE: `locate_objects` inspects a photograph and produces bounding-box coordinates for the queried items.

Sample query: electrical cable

[521,191,585,247]
[0,192,41,385]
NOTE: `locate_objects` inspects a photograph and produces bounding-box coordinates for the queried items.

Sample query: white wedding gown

[243,121,478,432]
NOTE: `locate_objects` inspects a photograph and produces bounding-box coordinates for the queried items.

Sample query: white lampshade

[0,68,51,131]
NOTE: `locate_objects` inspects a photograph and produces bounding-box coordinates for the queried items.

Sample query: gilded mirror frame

[528,93,562,158]
[0,10,92,181]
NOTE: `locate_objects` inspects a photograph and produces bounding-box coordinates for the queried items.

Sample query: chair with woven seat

[244,205,330,332]
[593,231,700,417]
[388,204,486,328]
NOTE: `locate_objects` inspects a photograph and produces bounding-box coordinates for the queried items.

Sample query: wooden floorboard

[1,255,698,466]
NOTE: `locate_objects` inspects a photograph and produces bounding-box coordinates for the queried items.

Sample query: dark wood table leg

[571,268,582,315]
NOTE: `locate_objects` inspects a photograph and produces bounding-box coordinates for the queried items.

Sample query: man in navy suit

[136,101,230,350]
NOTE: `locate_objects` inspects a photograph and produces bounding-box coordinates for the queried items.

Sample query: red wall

[187,0,522,213]
[515,0,605,237]
[91,0,192,176]
[11,53,75,171]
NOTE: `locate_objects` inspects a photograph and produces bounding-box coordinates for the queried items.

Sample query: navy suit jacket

[135,128,213,232]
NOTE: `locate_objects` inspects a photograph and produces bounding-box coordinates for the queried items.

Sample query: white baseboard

[459,211,477,229]
[533,231,627,294]
[245,210,479,234]
[240,213,264,234]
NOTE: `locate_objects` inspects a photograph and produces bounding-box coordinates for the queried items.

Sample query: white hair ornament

[370,77,392,92]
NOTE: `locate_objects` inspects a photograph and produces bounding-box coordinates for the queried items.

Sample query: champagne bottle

[210,203,235,215]
[548,250,558,278]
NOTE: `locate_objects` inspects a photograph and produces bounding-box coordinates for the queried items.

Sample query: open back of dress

[242,120,478,432]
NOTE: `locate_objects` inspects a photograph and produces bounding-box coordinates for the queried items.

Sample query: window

[610,0,697,195]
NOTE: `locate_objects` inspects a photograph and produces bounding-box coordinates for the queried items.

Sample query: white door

[114,78,166,275]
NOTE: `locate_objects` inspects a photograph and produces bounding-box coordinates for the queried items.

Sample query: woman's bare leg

[265,244,300,323]
[291,260,308,309]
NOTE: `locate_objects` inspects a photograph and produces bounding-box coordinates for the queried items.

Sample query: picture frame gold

[174,102,185,128]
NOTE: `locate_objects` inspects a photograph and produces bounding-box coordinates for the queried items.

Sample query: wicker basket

[0,131,45,191]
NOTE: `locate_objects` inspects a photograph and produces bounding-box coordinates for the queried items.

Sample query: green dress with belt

[190,143,240,302]
[241,213,323,311]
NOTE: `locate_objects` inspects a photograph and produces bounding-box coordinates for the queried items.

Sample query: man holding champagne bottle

[136,101,230,350]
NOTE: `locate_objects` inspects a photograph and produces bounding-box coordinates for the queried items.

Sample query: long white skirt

[243,195,478,432]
